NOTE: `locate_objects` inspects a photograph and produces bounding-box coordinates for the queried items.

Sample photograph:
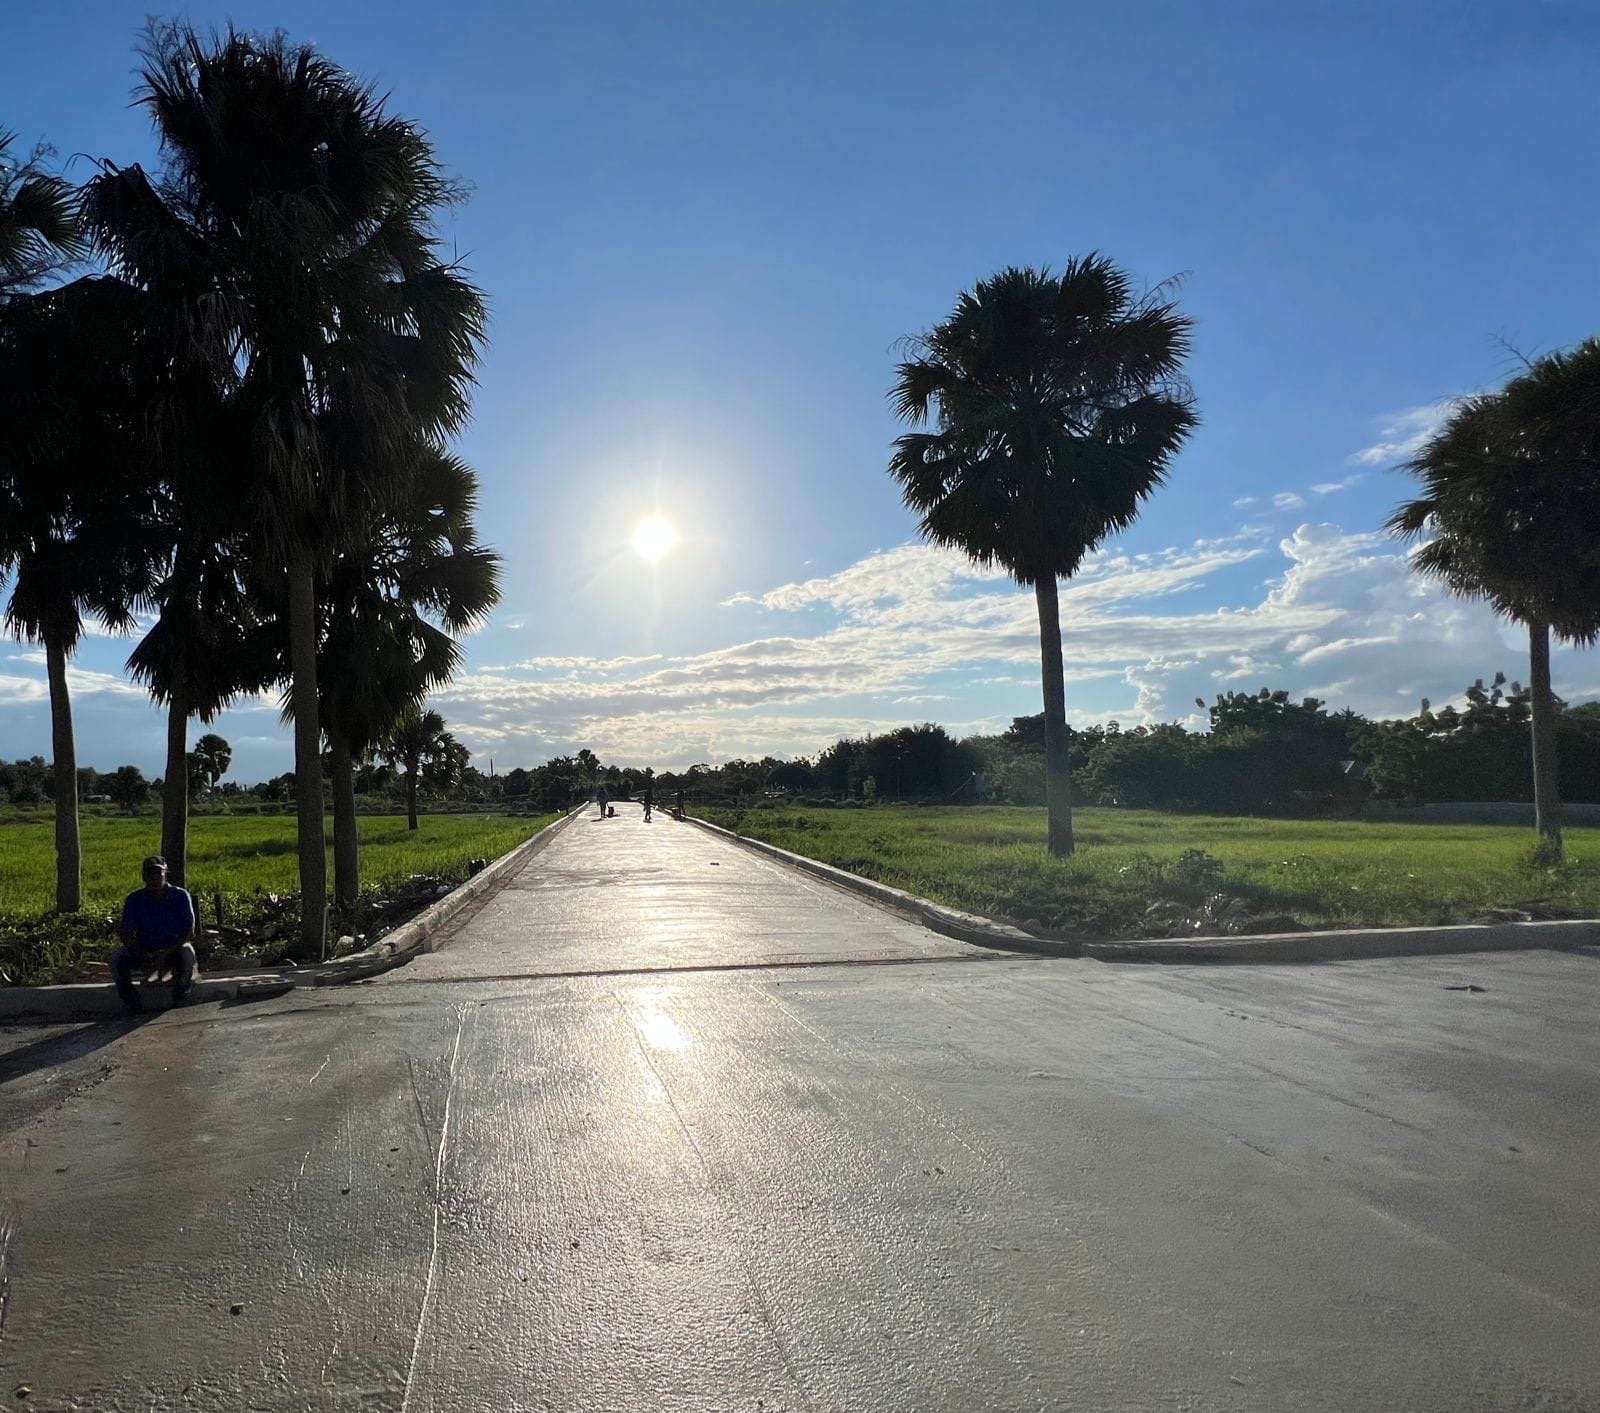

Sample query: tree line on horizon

[2,23,498,952]
[9,666,1600,825]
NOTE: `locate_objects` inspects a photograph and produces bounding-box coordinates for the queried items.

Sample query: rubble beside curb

[688,816,1600,966]
[0,810,579,1021]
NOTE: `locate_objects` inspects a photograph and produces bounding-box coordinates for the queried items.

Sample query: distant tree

[380,706,453,831]
[766,761,813,793]
[1390,341,1600,856]
[106,765,150,813]
[191,734,232,792]
[0,757,49,805]
[890,257,1196,854]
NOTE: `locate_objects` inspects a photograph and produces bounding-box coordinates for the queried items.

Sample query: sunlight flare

[632,514,678,563]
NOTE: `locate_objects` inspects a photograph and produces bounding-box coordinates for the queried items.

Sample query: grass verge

[1,812,557,986]
[700,805,1600,939]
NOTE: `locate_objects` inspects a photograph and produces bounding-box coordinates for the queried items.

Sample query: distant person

[675,787,685,821]
[642,782,655,823]
[596,784,609,818]
[112,855,197,1013]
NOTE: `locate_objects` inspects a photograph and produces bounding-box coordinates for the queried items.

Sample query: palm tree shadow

[0,1015,146,1088]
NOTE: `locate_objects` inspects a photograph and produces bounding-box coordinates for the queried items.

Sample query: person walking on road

[112,855,198,1013]
[642,781,655,823]
[596,783,609,818]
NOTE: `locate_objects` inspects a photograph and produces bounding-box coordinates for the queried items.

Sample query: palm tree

[192,734,233,792]
[316,443,499,901]
[889,258,1197,855]
[0,133,98,911]
[89,23,487,951]
[0,277,162,909]
[127,537,278,886]
[1389,340,1600,858]
[380,706,457,831]
[0,131,85,301]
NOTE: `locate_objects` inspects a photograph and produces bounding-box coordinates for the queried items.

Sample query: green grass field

[0,812,558,985]
[0,811,557,921]
[701,805,1600,937]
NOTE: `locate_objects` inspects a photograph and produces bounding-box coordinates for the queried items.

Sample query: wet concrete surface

[1,809,1597,1409]
[395,805,977,981]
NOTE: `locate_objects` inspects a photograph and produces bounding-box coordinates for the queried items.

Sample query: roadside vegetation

[0,812,555,986]
[701,805,1600,940]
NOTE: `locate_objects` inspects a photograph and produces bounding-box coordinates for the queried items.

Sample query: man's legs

[110,946,142,1012]
[169,942,197,1005]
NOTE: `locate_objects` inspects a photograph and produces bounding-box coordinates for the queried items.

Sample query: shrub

[1173,848,1225,887]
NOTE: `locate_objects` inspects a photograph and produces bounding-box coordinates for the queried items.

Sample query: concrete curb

[1080,919,1600,964]
[0,810,578,1021]
[689,815,1600,966]
[686,816,1078,958]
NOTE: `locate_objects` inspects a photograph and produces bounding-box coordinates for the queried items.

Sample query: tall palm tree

[1390,340,1600,857]
[89,23,487,951]
[0,277,162,909]
[380,706,455,831]
[315,443,499,901]
[889,258,1197,855]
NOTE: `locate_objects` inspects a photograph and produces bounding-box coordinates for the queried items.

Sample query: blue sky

[4,1,1599,782]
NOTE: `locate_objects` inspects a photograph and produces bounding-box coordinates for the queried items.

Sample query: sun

[632,514,678,563]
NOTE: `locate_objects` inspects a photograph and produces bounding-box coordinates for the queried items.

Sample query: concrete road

[2,810,1598,1410]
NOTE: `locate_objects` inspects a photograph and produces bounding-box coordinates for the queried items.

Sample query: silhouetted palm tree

[89,23,487,950]
[889,258,1197,855]
[380,706,455,832]
[0,278,162,908]
[1389,340,1600,857]
[127,538,278,886]
[316,444,499,899]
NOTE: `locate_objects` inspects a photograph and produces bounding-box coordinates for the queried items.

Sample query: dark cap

[142,855,168,874]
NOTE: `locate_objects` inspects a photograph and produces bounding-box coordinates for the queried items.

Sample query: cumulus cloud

[0,661,148,707]
[1351,401,1457,466]
[6,518,1592,772]
[414,522,1594,767]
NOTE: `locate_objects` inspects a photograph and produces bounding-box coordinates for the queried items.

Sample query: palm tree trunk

[1528,619,1563,857]
[287,555,327,954]
[1033,576,1075,857]
[330,731,360,907]
[45,635,82,912]
[161,691,189,887]
[406,765,419,831]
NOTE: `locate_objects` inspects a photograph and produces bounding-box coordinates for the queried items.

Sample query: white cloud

[1231,495,1258,509]
[1272,491,1306,511]
[6,518,1593,774]
[0,660,147,706]
[1351,401,1458,466]
[415,523,1595,767]
[1311,473,1365,496]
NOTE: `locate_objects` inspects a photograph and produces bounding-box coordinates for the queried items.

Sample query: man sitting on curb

[112,855,198,1014]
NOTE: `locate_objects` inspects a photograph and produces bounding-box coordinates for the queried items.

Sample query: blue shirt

[120,885,196,953]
